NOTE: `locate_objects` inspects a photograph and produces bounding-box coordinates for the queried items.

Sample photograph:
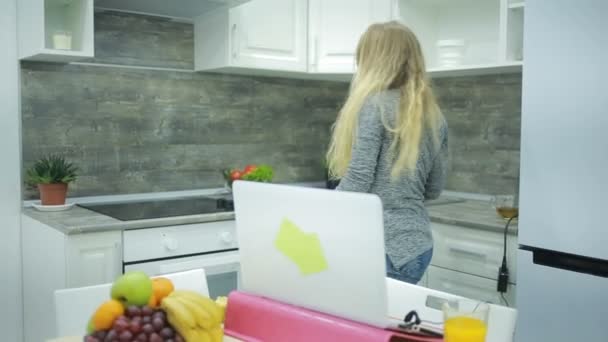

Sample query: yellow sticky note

[274,218,328,275]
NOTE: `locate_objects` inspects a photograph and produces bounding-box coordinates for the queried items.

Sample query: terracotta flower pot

[38,183,68,205]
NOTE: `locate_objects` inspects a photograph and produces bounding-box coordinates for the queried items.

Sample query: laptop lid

[233,181,388,328]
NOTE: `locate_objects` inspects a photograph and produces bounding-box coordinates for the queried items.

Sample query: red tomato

[230,170,243,181]
[244,165,257,174]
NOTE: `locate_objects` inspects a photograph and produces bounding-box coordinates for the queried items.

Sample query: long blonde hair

[327,21,443,179]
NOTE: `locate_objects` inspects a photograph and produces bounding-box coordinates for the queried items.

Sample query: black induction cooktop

[79,197,234,221]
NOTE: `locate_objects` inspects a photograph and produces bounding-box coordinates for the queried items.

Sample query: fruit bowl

[85,271,227,342]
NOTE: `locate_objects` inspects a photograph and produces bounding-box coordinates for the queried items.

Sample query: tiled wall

[435,74,522,196]
[21,11,521,198]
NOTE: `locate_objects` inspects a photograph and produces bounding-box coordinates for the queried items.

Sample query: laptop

[233,181,401,329]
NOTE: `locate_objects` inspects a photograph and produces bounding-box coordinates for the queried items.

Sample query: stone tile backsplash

[435,73,522,196]
[21,11,521,199]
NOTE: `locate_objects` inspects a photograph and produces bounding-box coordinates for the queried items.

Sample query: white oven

[122,220,240,298]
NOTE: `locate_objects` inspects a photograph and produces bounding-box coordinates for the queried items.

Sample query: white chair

[54,269,209,338]
[386,278,517,342]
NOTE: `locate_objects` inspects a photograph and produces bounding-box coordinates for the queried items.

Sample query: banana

[183,328,212,342]
[180,327,201,342]
[197,329,213,342]
[209,326,224,342]
[161,296,197,338]
[172,294,216,330]
[174,290,223,326]
[215,297,227,323]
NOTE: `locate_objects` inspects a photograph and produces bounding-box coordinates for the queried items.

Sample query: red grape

[104,329,117,342]
[160,327,174,338]
[152,317,164,332]
[129,321,142,334]
[113,318,129,333]
[141,306,154,316]
[93,330,107,340]
[118,330,133,342]
[93,308,177,342]
[153,311,166,322]
[142,323,154,334]
[149,332,163,342]
[126,305,142,317]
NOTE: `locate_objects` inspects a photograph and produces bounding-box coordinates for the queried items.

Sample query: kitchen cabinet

[431,222,518,283]
[195,0,308,73]
[422,222,518,308]
[17,0,94,62]
[94,0,252,19]
[195,0,394,76]
[308,0,393,73]
[427,266,516,307]
[21,215,122,342]
[192,0,523,78]
[395,0,524,77]
[66,232,122,287]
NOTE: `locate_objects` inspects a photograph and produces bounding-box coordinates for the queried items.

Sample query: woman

[327,21,448,284]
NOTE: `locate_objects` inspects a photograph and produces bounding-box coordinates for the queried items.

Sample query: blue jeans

[386,249,433,284]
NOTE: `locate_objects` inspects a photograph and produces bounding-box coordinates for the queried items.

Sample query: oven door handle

[159,252,240,276]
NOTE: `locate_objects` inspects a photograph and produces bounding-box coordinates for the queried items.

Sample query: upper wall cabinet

[195,0,308,73]
[18,0,95,62]
[395,0,524,77]
[308,0,393,74]
[94,0,252,19]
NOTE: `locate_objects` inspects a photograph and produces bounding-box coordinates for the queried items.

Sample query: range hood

[94,0,251,20]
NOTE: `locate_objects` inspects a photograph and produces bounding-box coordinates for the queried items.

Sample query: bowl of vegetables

[222,164,274,191]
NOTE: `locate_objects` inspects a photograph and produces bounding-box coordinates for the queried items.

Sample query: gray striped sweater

[337,90,448,269]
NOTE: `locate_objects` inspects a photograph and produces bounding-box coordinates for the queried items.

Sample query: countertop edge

[429,216,517,235]
[22,208,237,235]
[23,207,516,236]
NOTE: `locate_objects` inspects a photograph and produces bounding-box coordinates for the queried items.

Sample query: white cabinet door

[229,0,308,71]
[66,231,122,287]
[427,266,516,307]
[308,0,393,73]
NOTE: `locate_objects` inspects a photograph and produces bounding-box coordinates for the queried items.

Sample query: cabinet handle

[231,23,238,60]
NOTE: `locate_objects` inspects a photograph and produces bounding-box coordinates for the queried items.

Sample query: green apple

[86,318,95,334]
[110,271,153,306]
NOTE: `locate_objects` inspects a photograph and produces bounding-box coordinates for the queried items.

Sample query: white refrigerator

[516,0,608,341]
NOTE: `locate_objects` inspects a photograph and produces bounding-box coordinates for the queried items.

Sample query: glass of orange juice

[443,300,489,342]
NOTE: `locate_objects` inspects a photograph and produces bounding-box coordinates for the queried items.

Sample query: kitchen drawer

[431,223,518,283]
[427,266,516,307]
[123,220,237,263]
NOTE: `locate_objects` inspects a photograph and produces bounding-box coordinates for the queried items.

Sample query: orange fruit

[92,299,124,330]
[148,294,158,308]
[152,277,174,304]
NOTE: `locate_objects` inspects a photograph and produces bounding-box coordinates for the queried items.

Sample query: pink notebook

[224,291,443,342]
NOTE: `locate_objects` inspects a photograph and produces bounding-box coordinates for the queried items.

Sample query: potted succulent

[222,164,274,191]
[26,155,78,205]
